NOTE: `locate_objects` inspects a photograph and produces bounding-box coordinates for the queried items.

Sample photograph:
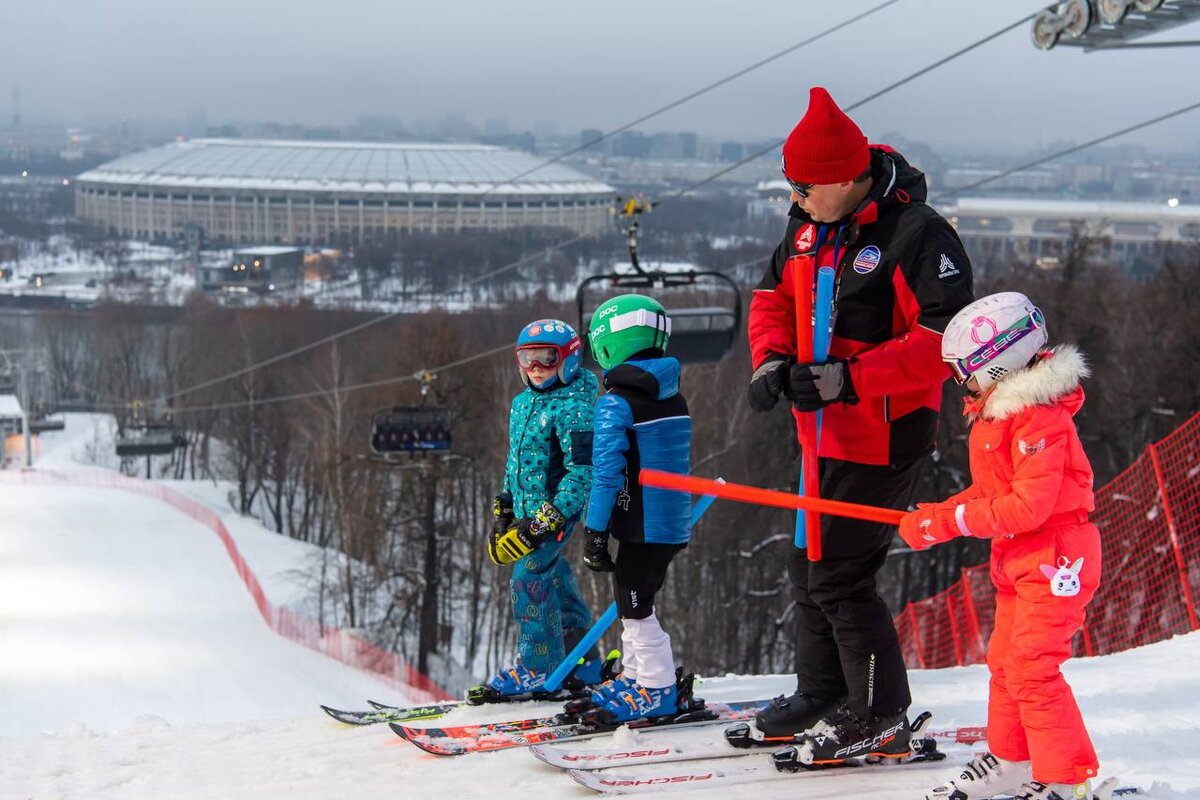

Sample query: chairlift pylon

[368,370,453,455]
[576,195,742,365]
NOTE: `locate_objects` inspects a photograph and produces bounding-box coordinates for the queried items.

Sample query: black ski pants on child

[789,457,922,719]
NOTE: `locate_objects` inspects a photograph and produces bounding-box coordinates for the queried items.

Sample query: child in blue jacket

[581,294,692,722]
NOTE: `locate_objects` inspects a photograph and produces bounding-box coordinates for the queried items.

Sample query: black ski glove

[582,527,615,573]
[747,354,792,412]
[789,359,857,412]
[487,493,514,563]
[492,493,514,537]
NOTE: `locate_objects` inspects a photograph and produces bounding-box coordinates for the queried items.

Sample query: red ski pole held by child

[638,469,903,527]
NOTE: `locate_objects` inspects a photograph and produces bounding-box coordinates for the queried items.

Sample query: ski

[988,780,1140,800]
[319,701,457,726]
[567,746,968,795]
[532,722,988,770]
[390,699,769,756]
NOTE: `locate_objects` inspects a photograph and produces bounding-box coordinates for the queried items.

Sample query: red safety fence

[897,410,1200,668]
[0,468,452,702]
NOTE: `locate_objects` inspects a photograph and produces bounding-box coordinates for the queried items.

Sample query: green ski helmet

[587,293,671,370]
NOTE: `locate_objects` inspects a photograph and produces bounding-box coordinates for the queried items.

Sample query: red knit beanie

[782,87,870,185]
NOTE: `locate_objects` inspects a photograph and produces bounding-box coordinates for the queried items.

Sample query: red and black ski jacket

[749,145,974,466]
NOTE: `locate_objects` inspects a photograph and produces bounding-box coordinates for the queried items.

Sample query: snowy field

[1,418,1199,798]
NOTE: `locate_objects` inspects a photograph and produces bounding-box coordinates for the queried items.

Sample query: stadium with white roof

[74,139,615,245]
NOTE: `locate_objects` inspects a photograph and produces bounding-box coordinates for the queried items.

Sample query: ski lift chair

[29,415,66,433]
[370,406,453,454]
[115,423,186,458]
[577,270,742,366]
[579,195,743,365]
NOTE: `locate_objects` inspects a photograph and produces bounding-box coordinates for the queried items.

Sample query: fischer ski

[987,779,1140,800]
[568,747,972,795]
[391,699,769,756]
[319,701,457,726]
[533,720,987,770]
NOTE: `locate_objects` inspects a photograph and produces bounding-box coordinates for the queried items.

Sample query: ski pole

[791,252,822,559]
[639,469,904,527]
[541,484,723,692]
[803,266,835,562]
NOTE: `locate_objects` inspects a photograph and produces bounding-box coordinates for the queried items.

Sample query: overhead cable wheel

[1032,8,1064,50]
[1098,0,1134,24]
[1065,0,1093,37]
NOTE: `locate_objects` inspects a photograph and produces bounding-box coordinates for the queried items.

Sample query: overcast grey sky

[3,0,1199,153]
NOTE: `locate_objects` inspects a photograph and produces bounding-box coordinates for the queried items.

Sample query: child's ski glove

[582,527,615,573]
[898,503,959,551]
[489,501,567,565]
[487,493,514,563]
[492,493,514,537]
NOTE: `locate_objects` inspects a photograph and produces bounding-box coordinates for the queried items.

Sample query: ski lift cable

[482,0,902,190]
[153,343,516,415]
[147,3,904,406]
[468,5,1044,287]
[929,98,1200,202]
[148,6,1041,409]
[263,2,902,306]
[662,8,1041,199]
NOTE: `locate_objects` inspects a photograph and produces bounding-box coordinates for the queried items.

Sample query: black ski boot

[774,709,943,771]
[725,690,841,748]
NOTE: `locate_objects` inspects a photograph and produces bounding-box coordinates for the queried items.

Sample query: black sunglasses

[783,171,814,198]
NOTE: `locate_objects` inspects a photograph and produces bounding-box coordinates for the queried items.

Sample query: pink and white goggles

[515,345,562,370]
[948,309,1045,384]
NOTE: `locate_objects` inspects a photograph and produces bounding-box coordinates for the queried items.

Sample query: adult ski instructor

[742,86,975,760]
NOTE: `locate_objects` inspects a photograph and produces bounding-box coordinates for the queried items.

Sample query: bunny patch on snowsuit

[503,368,598,672]
[900,345,1100,785]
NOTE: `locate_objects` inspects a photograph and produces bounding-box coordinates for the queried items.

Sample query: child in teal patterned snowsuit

[482,318,602,698]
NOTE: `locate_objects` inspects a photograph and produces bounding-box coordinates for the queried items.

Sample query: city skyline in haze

[3,0,1200,155]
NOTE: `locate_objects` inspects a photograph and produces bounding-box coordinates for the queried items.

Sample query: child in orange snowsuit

[900,292,1101,800]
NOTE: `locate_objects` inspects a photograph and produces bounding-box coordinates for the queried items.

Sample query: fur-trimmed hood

[968,344,1090,422]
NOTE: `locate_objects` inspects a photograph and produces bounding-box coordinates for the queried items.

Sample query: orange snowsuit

[899,346,1101,785]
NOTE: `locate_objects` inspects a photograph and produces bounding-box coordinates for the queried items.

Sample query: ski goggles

[515,345,562,370]
[947,309,1045,384]
[782,170,814,198]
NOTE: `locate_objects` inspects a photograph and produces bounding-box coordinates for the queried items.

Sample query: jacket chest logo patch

[794,224,816,253]
[1040,556,1084,597]
[1018,437,1046,456]
[852,245,881,274]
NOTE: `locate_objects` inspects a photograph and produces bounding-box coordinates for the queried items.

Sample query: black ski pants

[789,457,922,719]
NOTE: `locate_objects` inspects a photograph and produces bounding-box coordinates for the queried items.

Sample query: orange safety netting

[896,410,1200,668]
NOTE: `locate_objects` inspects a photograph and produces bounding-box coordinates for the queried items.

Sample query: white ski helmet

[942,292,1047,391]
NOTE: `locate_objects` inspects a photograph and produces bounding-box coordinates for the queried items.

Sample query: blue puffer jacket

[504,369,598,520]
[585,357,692,544]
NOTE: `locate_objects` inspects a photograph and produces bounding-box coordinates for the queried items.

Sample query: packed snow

[1,417,1198,798]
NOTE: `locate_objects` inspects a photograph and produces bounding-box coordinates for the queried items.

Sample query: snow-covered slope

[2,417,1198,798]
[0,483,404,739]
